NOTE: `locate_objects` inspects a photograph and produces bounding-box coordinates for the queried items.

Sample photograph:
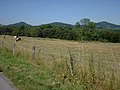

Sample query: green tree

[80,18,90,26]
[87,22,96,30]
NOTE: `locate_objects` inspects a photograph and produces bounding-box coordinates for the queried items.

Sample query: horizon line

[0,20,120,26]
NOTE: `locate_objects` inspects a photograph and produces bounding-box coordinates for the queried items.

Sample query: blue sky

[0,0,120,25]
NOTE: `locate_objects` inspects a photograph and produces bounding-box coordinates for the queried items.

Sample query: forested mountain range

[1,21,120,29]
[48,21,120,29]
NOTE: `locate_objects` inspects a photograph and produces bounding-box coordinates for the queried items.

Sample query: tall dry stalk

[88,53,95,86]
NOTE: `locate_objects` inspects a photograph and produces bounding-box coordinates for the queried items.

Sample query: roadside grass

[0,48,61,90]
[0,48,86,90]
[0,35,120,90]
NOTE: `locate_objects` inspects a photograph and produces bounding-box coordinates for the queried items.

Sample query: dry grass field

[0,35,120,90]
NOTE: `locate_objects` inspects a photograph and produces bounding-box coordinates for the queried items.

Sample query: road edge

[0,72,18,90]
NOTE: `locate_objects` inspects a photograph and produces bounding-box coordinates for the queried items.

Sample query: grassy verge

[0,46,120,90]
[0,48,60,90]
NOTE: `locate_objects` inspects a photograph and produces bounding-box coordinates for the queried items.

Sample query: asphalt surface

[0,72,17,90]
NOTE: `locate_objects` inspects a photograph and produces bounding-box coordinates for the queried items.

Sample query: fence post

[1,41,3,47]
[13,44,16,54]
[32,46,35,61]
[69,51,74,77]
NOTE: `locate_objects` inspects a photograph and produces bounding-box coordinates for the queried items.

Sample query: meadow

[0,35,120,90]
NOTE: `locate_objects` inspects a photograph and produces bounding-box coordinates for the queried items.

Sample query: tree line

[0,18,120,43]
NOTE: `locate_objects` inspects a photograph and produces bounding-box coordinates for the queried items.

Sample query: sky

[0,0,120,25]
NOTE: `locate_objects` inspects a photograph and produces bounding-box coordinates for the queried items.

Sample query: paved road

[0,73,17,90]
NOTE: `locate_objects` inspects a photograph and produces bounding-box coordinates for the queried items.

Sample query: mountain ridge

[0,21,120,29]
[96,21,120,29]
[48,22,73,28]
[8,22,31,27]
